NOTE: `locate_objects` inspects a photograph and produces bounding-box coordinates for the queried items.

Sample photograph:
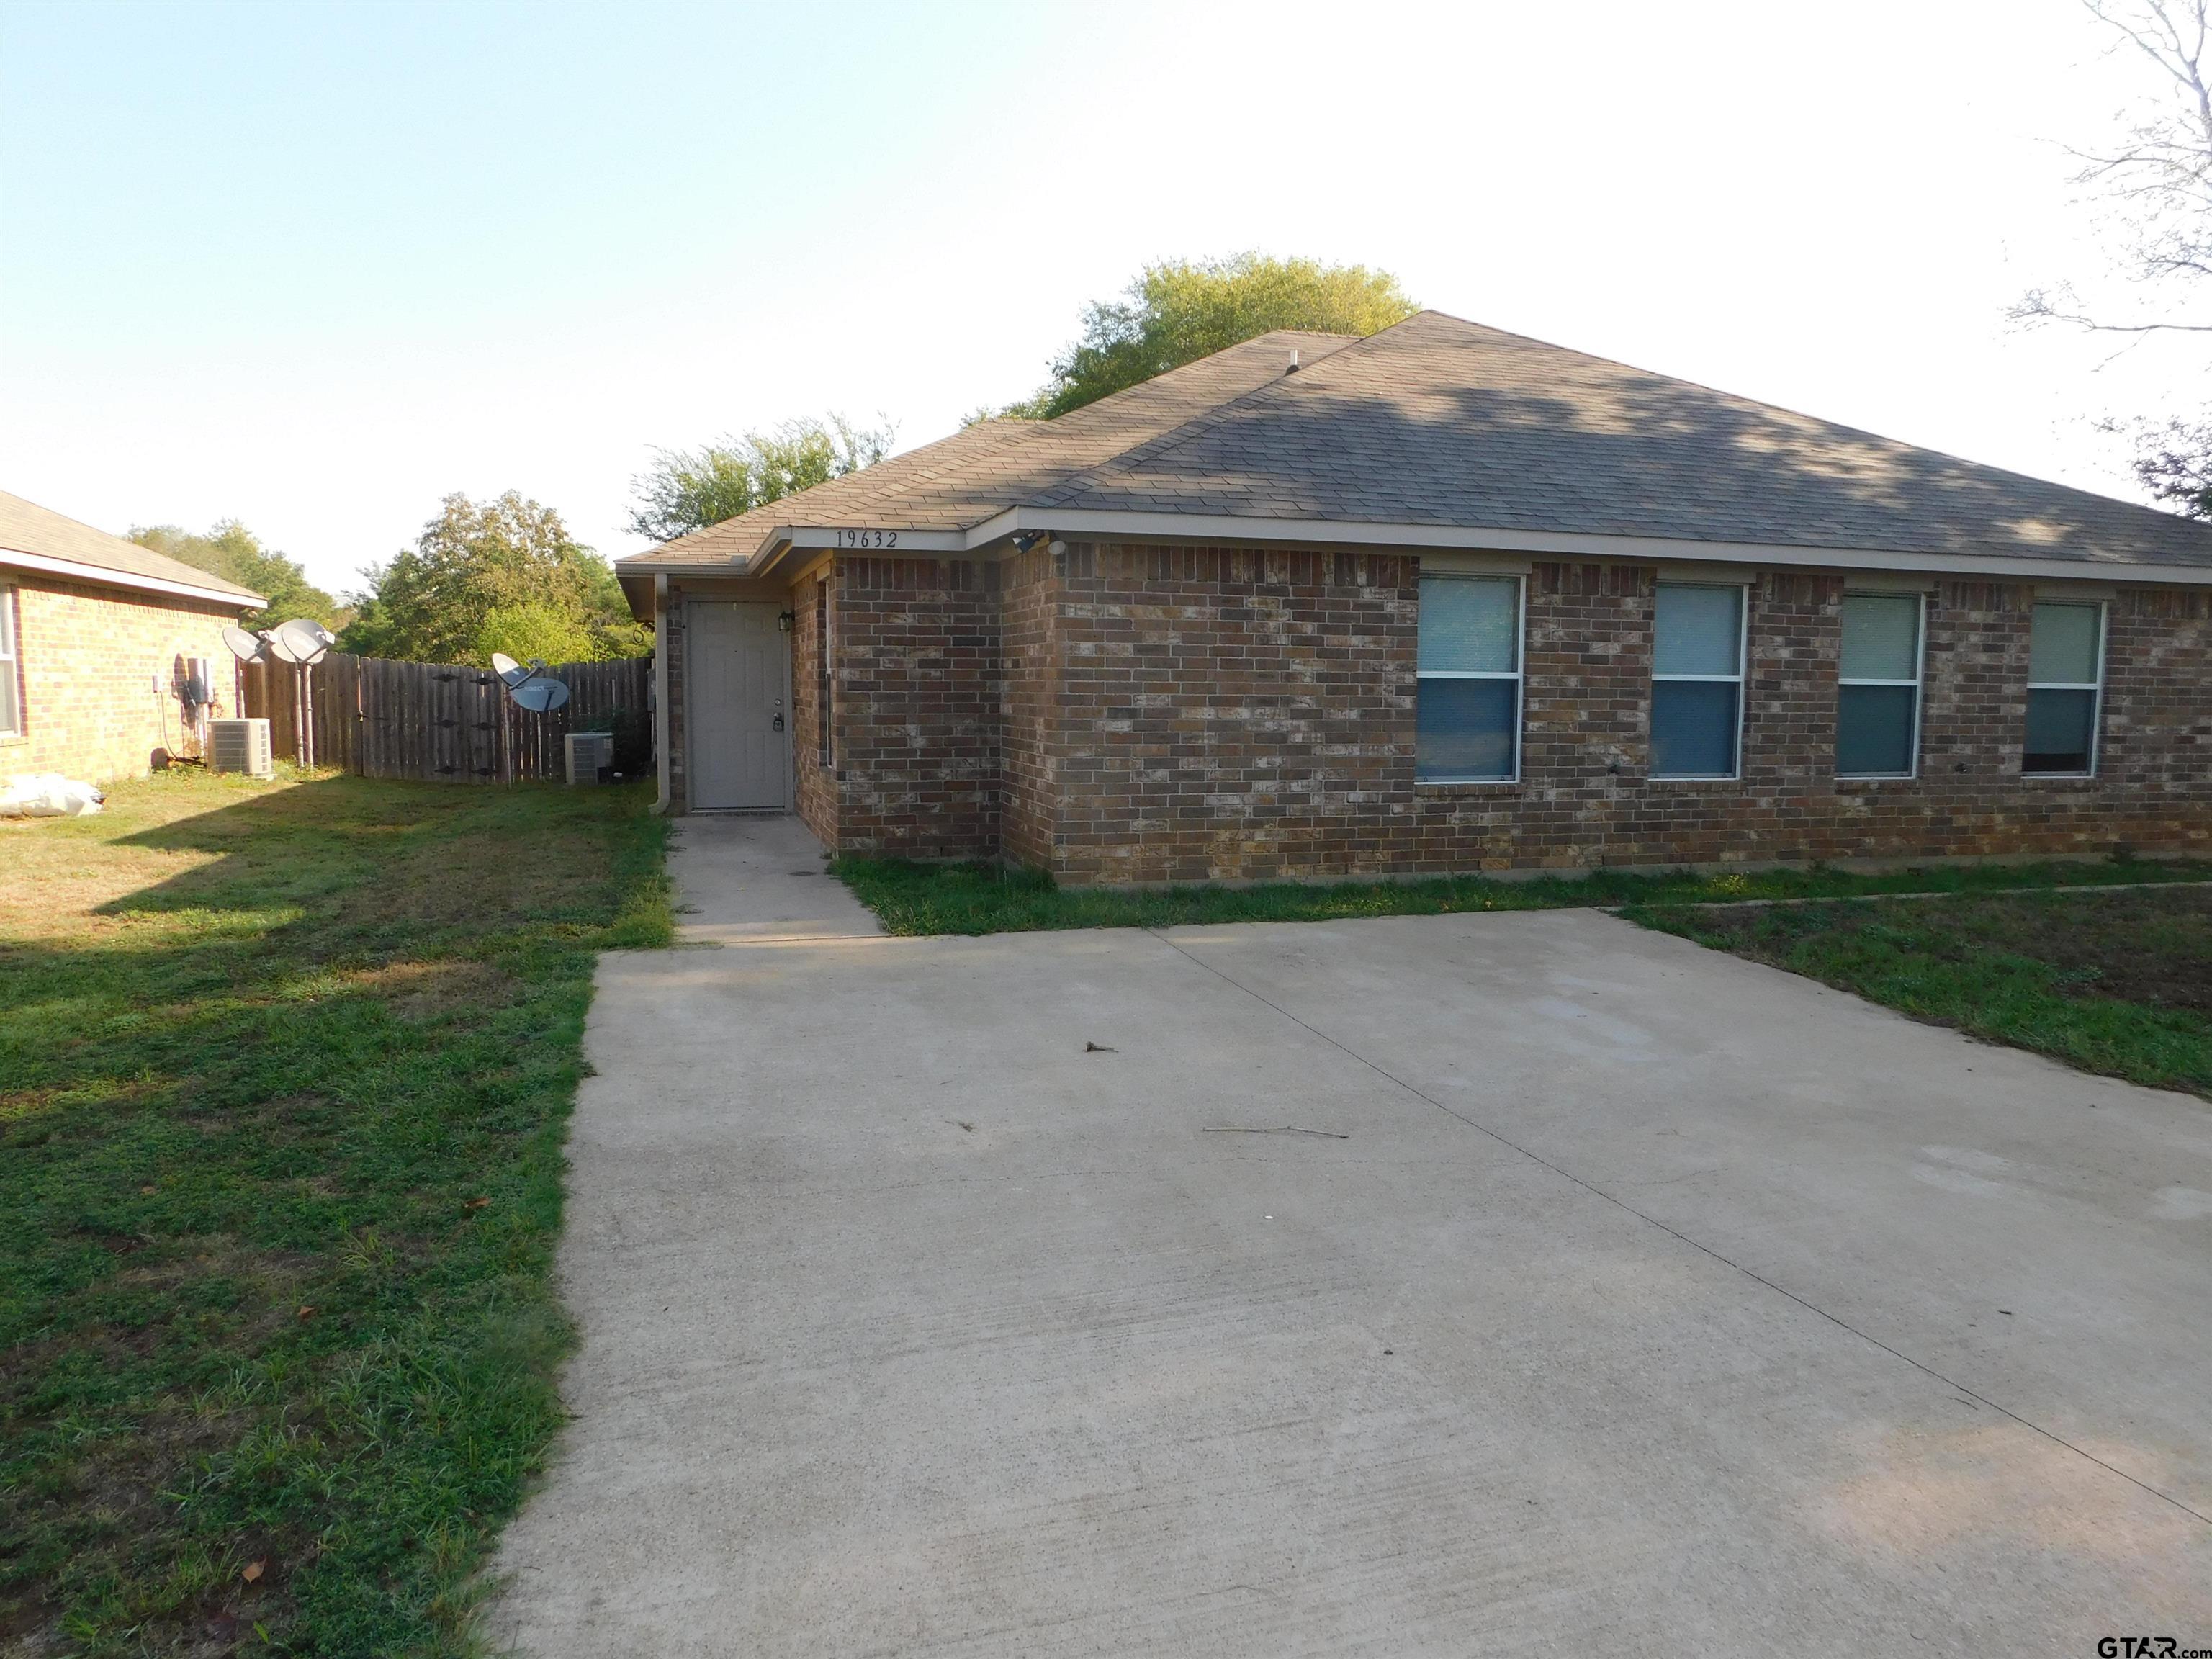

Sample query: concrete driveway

[491,817,2212,1657]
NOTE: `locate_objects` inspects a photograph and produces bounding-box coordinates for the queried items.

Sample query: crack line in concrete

[1143,926,2212,1532]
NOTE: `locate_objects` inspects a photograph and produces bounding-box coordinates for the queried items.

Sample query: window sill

[1835,775,1917,790]
[1416,779,1524,796]
[2020,773,2101,787]
[1645,775,1743,790]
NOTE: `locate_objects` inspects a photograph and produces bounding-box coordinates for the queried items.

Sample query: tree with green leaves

[1002,253,1420,420]
[626,414,895,543]
[340,492,650,665]
[2134,417,2212,516]
[128,520,343,630]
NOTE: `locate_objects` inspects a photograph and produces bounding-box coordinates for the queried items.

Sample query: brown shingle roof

[621,330,1361,567]
[619,311,2212,575]
[0,491,266,605]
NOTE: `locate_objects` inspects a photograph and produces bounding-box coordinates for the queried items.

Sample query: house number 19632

[833,529,899,549]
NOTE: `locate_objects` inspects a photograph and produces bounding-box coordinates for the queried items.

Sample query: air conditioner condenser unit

[207,718,275,778]
[565,731,613,786]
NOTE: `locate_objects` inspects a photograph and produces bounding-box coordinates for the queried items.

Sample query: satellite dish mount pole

[300,660,316,768]
[264,619,333,770]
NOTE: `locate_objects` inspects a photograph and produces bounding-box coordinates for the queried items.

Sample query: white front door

[686,601,791,810]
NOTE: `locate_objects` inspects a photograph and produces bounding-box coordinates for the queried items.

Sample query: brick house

[616,312,2212,884]
[0,491,265,783]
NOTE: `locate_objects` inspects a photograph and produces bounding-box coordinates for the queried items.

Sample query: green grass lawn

[1629,885,2212,1101]
[832,852,2212,938]
[0,770,668,1658]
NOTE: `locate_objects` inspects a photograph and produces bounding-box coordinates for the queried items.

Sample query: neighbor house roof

[621,310,2212,587]
[0,490,266,609]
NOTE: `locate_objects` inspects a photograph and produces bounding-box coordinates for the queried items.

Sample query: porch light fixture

[778,609,795,632]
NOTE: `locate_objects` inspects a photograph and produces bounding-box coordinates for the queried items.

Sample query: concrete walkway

[663,812,881,945]
[490,822,2212,1657]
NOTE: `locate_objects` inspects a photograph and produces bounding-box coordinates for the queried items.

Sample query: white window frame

[1415,573,1524,785]
[1650,580,1749,782]
[0,582,19,739]
[2023,599,2107,780]
[1836,592,1924,780]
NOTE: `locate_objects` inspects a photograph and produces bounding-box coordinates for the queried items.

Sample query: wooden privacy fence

[240,652,652,783]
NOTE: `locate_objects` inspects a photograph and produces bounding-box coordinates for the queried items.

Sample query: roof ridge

[1023,328,1351,439]
[632,338,1344,562]
[1029,316,1420,509]
[771,332,1373,534]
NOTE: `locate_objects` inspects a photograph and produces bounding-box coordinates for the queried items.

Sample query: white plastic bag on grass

[0,774,105,817]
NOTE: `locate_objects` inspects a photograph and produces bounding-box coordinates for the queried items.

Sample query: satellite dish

[222,625,268,662]
[510,677,570,713]
[490,652,531,688]
[268,619,335,666]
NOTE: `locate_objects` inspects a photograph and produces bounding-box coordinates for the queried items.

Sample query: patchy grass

[0,770,669,1658]
[832,852,2212,938]
[1629,886,2212,1100]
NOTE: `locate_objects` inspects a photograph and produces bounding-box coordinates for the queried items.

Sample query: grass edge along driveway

[1629,884,2212,1101]
[835,854,2212,1102]
[1,771,669,1658]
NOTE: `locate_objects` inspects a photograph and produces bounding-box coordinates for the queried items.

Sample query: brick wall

[2,575,240,783]
[1012,545,2210,883]
[1040,542,1419,883]
[2103,586,2210,800]
[662,542,2210,881]
[1000,545,1058,868]
[1506,559,1654,869]
[830,556,1002,858]
[791,568,837,847]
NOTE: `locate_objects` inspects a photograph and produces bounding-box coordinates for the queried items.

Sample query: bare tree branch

[2024,0,2212,338]
[2026,4,2212,517]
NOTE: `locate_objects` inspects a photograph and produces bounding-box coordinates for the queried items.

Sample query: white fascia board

[740,525,970,580]
[656,507,2212,588]
[617,557,795,585]
[0,545,266,608]
[975,508,2212,587]
[783,526,968,552]
[964,508,1022,547]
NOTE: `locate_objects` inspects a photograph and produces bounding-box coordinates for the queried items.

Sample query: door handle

[772,713,785,732]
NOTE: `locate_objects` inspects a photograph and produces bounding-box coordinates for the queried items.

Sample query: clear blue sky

[4,1,2204,592]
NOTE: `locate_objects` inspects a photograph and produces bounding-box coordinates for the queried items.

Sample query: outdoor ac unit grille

[565,731,613,786]
[207,718,274,778]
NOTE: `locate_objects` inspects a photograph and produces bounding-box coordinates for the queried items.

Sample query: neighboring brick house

[0,492,265,783]
[616,312,2212,884]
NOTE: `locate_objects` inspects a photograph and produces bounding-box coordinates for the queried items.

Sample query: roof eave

[0,545,268,608]
[617,527,796,584]
[1012,510,2212,584]
[622,508,2212,587]
[835,508,2212,585]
